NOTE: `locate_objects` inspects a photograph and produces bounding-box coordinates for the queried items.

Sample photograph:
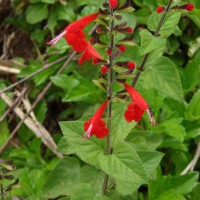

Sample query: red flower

[83,100,108,139]
[186,3,194,11]
[47,13,99,51]
[124,83,148,122]
[109,0,118,9]
[78,44,102,65]
[124,83,158,125]
[156,6,164,13]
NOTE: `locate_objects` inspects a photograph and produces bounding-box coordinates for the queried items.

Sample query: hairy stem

[131,0,173,87]
[102,8,115,195]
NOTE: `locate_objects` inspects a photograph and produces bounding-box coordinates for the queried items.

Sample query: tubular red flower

[109,0,118,9]
[78,44,102,65]
[124,84,158,125]
[124,83,148,109]
[83,100,108,139]
[47,13,99,50]
[124,83,148,123]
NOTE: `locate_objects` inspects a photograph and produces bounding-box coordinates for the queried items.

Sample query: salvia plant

[0,0,199,199]
[42,0,198,199]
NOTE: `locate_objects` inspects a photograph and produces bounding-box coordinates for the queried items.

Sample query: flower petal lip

[124,83,148,110]
[78,44,102,65]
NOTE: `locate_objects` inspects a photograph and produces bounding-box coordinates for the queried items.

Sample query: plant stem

[0,183,4,200]
[0,166,3,200]
[131,0,173,87]
[102,8,115,195]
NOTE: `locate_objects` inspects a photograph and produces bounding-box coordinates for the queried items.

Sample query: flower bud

[118,45,126,52]
[101,65,109,74]
[107,48,112,56]
[109,0,118,9]
[186,3,194,11]
[127,61,135,70]
[126,27,133,34]
[156,6,164,13]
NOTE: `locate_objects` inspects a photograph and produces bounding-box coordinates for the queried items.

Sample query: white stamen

[82,124,93,140]
[147,109,158,126]
[47,30,67,47]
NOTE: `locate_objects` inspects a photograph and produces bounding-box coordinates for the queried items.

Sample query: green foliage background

[0,0,200,199]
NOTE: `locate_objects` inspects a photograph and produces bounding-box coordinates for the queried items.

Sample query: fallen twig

[181,141,200,175]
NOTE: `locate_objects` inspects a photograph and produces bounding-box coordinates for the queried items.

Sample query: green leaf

[71,183,109,200]
[56,4,76,22]
[140,29,166,55]
[149,172,199,200]
[62,73,102,103]
[42,157,81,198]
[71,184,95,200]
[155,118,185,141]
[147,12,181,37]
[137,151,163,178]
[185,90,200,120]
[58,121,104,166]
[80,165,104,193]
[26,3,48,24]
[47,10,57,33]
[51,74,79,92]
[117,6,135,13]
[111,102,136,145]
[41,0,55,3]
[76,0,105,6]
[141,57,184,102]
[100,142,147,195]
[157,190,186,200]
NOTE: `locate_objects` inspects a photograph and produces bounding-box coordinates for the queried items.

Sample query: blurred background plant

[0,0,199,199]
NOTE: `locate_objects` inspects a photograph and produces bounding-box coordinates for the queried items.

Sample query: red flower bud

[118,45,126,52]
[156,6,164,13]
[101,65,108,74]
[186,3,194,11]
[109,0,118,9]
[126,27,133,34]
[127,61,135,70]
[107,48,112,56]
